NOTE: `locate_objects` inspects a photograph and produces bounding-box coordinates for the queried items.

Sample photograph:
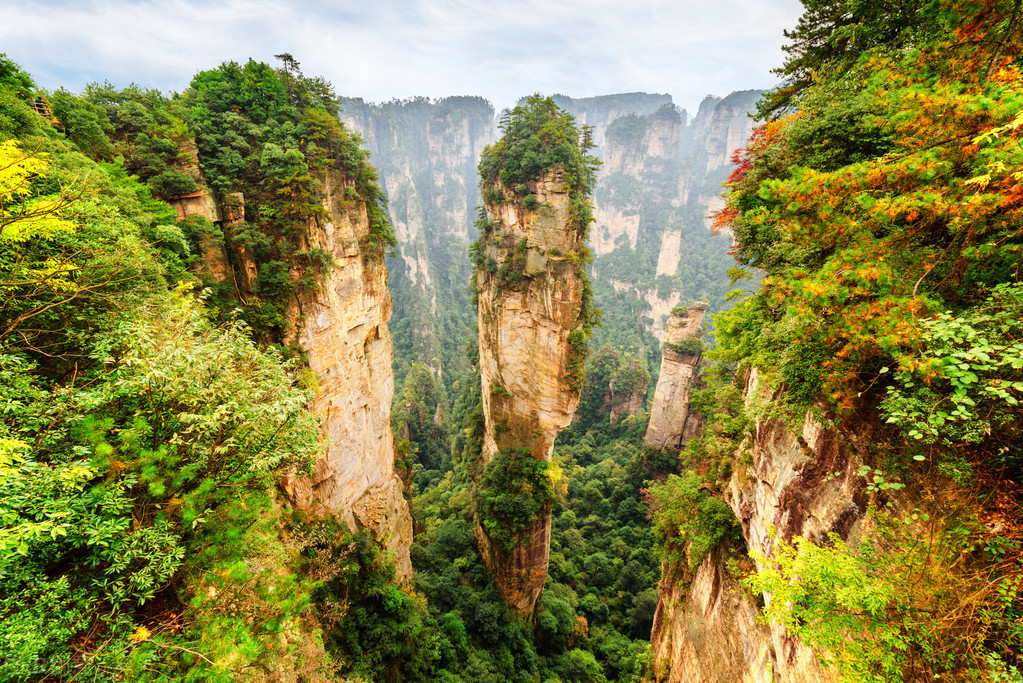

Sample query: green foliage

[605,114,648,148]
[758,0,938,117]
[717,1,1023,417]
[747,509,1023,682]
[478,94,600,229]
[746,530,905,681]
[881,282,1023,457]
[647,471,742,569]
[573,344,650,430]
[664,338,704,356]
[393,362,449,471]
[0,53,35,97]
[566,328,589,392]
[49,88,114,159]
[476,448,555,555]
[0,103,332,678]
[305,522,443,682]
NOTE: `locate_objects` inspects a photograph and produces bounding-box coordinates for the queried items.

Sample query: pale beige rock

[705,99,757,172]
[650,548,775,683]
[644,303,707,451]
[475,169,587,614]
[590,204,640,257]
[282,172,413,582]
[655,230,682,278]
[167,191,221,223]
[651,366,872,682]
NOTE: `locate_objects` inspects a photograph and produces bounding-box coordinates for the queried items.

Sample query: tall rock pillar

[471,96,598,616]
[473,168,589,614]
[283,170,413,581]
[644,302,708,451]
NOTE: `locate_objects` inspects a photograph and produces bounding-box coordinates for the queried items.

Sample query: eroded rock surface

[176,168,413,582]
[284,171,412,581]
[644,303,707,451]
[651,368,871,681]
[475,169,588,614]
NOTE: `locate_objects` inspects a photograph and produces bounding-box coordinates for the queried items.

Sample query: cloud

[1,0,804,112]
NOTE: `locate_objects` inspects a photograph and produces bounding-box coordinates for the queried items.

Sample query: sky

[1,0,805,116]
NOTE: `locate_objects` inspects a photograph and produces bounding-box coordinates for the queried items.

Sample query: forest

[2,0,1023,680]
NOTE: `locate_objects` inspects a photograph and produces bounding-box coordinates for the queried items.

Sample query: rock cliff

[644,303,707,451]
[474,169,588,614]
[342,91,760,384]
[339,97,495,389]
[283,169,413,582]
[650,367,871,681]
[175,168,413,582]
[556,91,761,345]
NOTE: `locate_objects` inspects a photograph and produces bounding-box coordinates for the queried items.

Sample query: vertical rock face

[176,166,413,581]
[702,91,760,172]
[644,303,707,451]
[547,92,674,156]
[284,170,413,581]
[339,97,495,386]
[650,547,775,683]
[475,169,587,614]
[555,91,762,342]
[340,91,760,382]
[650,368,870,681]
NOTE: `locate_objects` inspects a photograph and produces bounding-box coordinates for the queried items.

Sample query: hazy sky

[2,0,804,115]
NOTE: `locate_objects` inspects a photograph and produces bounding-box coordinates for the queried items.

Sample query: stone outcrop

[340,97,495,383]
[283,170,412,581]
[644,303,707,451]
[474,169,588,614]
[650,367,872,681]
[174,166,413,582]
[650,546,774,683]
[341,92,761,380]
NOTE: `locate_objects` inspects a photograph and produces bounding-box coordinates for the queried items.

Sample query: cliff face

[548,92,674,156]
[650,546,774,683]
[176,169,413,582]
[284,169,413,581]
[644,303,707,451]
[650,368,871,681]
[339,97,495,388]
[554,92,761,344]
[475,169,587,614]
[341,92,759,384]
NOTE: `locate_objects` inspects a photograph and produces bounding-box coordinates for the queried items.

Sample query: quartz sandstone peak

[284,169,412,581]
[474,169,588,615]
[178,168,413,582]
[644,302,707,452]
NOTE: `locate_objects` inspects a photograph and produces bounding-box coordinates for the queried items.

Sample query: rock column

[644,303,708,451]
[474,169,587,615]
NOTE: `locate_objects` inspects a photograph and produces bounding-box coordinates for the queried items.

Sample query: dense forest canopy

[0,55,340,679]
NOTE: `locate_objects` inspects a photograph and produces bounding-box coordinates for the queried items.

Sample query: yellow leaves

[129,625,151,643]
[857,266,883,282]
[0,139,48,202]
[0,139,76,243]
[973,110,1023,146]
[802,281,827,297]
